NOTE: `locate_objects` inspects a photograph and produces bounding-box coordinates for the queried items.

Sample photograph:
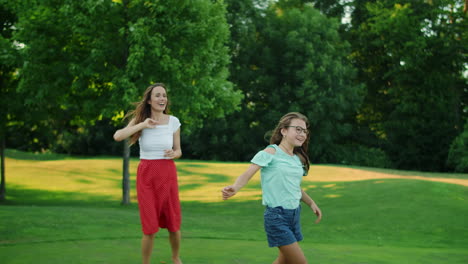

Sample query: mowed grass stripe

[1,152,468,263]
[1,180,467,248]
[1,238,468,264]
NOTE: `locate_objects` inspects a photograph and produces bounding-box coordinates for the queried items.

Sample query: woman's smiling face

[148,86,167,112]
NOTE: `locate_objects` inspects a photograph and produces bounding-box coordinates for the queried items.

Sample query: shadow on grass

[0,184,125,208]
[179,183,204,191]
[5,149,80,161]
[177,167,230,183]
[177,163,209,168]
[5,148,131,162]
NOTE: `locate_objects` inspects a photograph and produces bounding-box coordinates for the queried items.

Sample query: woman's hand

[113,118,151,142]
[164,149,176,159]
[143,118,159,128]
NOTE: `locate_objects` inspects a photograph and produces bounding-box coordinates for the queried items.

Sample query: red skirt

[136,159,181,234]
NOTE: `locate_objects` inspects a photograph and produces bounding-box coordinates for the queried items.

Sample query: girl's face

[148,86,167,112]
[281,118,308,147]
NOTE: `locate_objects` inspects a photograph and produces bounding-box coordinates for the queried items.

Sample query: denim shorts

[264,205,303,247]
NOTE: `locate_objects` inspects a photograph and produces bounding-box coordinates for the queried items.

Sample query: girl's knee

[278,243,307,264]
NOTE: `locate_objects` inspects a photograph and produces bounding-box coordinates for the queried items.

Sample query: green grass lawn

[1,150,468,263]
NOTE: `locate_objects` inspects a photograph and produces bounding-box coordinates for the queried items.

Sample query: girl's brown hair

[269,112,311,174]
[126,83,170,145]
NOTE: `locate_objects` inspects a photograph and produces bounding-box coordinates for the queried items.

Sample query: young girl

[113,83,182,264]
[222,112,322,264]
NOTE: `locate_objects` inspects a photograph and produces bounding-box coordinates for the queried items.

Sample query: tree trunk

[0,136,5,202]
[121,138,131,205]
[120,0,131,206]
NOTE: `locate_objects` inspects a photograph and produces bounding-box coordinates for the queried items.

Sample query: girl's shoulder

[263,144,277,155]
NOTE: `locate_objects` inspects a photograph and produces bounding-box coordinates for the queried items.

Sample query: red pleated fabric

[136,159,181,234]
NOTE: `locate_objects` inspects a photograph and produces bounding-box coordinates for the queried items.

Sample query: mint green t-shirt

[251,144,305,209]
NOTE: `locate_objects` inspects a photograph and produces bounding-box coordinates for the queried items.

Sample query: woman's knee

[168,230,181,235]
[143,233,156,239]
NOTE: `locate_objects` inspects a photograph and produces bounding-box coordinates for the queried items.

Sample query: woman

[114,83,182,264]
[222,112,322,264]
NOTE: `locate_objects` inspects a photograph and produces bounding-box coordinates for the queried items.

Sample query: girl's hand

[221,186,238,200]
[310,203,322,224]
[143,118,159,128]
[221,164,260,201]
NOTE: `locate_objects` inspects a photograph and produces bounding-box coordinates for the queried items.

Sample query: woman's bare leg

[169,230,182,264]
[142,233,156,264]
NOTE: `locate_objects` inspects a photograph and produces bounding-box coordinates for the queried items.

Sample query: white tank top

[138,116,181,160]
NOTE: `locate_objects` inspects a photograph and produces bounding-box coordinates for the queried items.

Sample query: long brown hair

[269,112,311,174]
[126,83,170,145]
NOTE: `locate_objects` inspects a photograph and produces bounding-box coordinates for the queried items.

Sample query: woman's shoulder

[169,115,180,122]
[168,115,181,131]
[127,118,136,126]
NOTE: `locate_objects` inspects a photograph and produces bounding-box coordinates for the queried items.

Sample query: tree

[0,1,20,202]
[255,4,364,162]
[11,0,242,204]
[447,120,468,172]
[275,0,348,19]
[349,0,467,171]
[183,0,269,161]
[186,0,363,163]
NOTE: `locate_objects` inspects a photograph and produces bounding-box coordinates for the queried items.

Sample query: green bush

[332,144,393,168]
[51,120,123,156]
[446,121,468,172]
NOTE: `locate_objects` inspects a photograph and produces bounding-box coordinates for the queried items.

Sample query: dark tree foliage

[349,0,467,171]
[185,0,363,164]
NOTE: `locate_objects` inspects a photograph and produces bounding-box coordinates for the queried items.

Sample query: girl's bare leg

[272,249,286,264]
[142,233,156,264]
[169,230,182,264]
[272,242,307,264]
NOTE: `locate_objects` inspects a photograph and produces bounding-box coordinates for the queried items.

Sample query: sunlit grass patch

[177,161,262,202]
[6,158,123,199]
[5,157,264,203]
[307,165,468,186]
[5,155,468,204]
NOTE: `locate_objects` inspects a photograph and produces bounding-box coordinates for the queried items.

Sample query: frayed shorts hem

[264,206,303,248]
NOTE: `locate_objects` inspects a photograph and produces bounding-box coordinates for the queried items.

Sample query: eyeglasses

[286,126,309,135]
